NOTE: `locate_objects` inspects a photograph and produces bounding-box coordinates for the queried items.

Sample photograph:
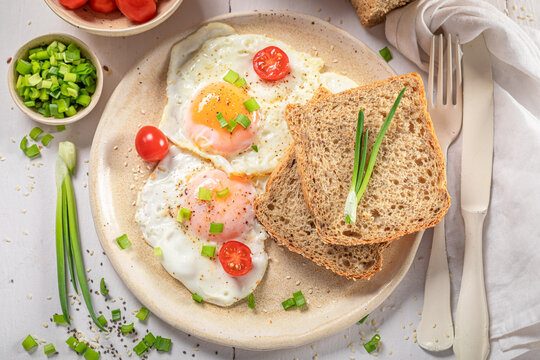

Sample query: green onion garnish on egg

[216,112,228,128]
[176,207,192,222]
[198,187,212,201]
[154,247,163,257]
[201,245,216,257]
[251,145,258,152]
[216,188,229,198]
[226,117,238,133]
[223,70,239,84]
[116,234,131,249]
[243,98,260,112]
[234,78,246,88]
[209,222,224,234]
[235,114,251,129]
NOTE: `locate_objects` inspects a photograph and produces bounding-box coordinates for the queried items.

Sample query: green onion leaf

[216,112,228,128]
[248,293,255,309]
[176,207,191,223]
[116,234,131,249]
[344,109,364,224]
[209,222,223,234]
[74,341,87,354]
[97,315,108,327]
[282,298,296,310]
[100,277,108,296]
[53,314,67,324]
[42,134,54,146]
[234,77,247,87]
[55,168,70,324]
[84,347,100,360]
[226,117,237,133]
[223,70,239,84]
[154,247,163,257]
[133,340,148,356]
[192,293,203,303]
[121,322,134,334]
[363,334,381,353]
[22,335,38,351]
[56,125,66,132]
[198,187,212,201]
[154,336,171,352]
[235,114,251,129]
[143,332,155,347]
[29,126,44,140]
[251,145,258,152]
[136,307,149,321]
[44,343,56,355]
[243,98,260,112]
[66,336,78,350]
[111,309,121,321]
[62,181,78,295]
[201,245,216,257]
[358,314,369,324]
[379,46,393,62]
[293,290,306,307]
[59,141,76,173]
[25,144,41,158]
[216,188,229,198]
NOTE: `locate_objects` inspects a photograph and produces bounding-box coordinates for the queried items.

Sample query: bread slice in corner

[286,73,450,246]
[254,147,388,280]
[351,0,415,28]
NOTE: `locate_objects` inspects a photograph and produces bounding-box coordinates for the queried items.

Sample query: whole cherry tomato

[115,0,156,23]
[135,126,169,162]
[59,0,88,9]
[219,241,252,277]
[252,46,290,81]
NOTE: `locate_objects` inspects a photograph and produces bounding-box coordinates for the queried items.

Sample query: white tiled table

[1,0,537,359]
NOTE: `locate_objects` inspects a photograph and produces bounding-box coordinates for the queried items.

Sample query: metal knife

[453,34,493,360]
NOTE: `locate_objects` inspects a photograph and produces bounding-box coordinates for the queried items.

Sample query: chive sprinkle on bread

[254,147,388,280]
[351,0,415,28]
[286,73,450,246]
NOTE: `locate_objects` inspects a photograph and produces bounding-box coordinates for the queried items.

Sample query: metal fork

[417,33,462,352]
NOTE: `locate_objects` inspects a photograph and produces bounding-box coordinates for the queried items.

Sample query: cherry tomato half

[219,241,252,277]
[252,46,290,81]
[135,126,169,162]
[115,0,156,23]
[60,0,88,9]
[90,0,117,13]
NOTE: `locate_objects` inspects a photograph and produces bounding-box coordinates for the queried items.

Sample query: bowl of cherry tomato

[44,0,183,37]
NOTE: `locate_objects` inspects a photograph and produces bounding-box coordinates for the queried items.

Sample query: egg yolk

[182,169,256,241]
[185,82,259,156]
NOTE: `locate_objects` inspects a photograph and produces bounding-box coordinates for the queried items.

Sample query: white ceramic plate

[89,11,423,350]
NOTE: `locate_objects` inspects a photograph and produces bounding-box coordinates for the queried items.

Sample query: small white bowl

[44,0,183,37]
[8,33,103,126]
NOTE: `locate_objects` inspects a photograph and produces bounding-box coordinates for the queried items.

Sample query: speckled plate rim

[89,11,423,350]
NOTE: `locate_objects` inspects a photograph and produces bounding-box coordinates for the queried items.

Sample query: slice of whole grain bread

[254,147,388,280]
[286,73,450,246]
[351,0,415,28]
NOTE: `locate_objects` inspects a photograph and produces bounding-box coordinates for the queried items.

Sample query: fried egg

[135,146,268,306]
[159,22,358,176]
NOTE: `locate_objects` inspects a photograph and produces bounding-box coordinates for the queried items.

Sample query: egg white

[135,146,268,307]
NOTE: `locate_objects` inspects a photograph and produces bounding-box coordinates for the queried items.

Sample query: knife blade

[453,34,493,360]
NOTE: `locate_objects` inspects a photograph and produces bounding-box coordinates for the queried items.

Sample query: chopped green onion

[42,134,54,146]
[198,187,212,201]
[133,340,148,356]
[216,112,228,128]
[84,347,100,360]
[154,336,171,352]
[22,335,38,351]
[53,314,67,324]
[16,59,32,75]
[201,245,216,257]
[20,136,28,151]
[143,332,155,347]
[25,144,41,158]
[100,277,108,296]
[234,77,247,88]
[248,293,255,309]
[154,247,163,257]
[293,290,306,307]
[379,46,393,62]
[136,307,149,321]
[251,145,258,152]
[243,98,260,112]
[176,207,191,223]
[66,336,77,350]
[111,309,121,321]
[63,72,77,82]
[358,314,369,324]
[282,298,296,310]
[226,117,237,133]
[209,222,223,234]
[44,343,56,355]
[235,114,251,129]
[56,125,66,132]
[29,126,43,140]
[223,70,239,84]
[192,293,203,303]
[121,322,134,334]
[97,315,108,327]
[76,94,91,107]
[216,188,229,198]
[74,341,87,354]
[363,334,381,353]
[116,234,131,249]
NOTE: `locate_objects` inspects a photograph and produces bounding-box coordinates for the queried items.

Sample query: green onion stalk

[55,141,106,331]
[345,87,407,224]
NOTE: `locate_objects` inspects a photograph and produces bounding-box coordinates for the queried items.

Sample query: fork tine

[446,33,453,105]
[427,36,435,106]
[455,35,463,106]
[437,34,444,105]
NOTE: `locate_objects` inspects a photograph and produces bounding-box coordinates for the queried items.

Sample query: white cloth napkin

[385,1,540,358]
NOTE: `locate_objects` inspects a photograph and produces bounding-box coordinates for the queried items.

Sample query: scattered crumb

[417,311,422,316]
[28,20,31,25]
[43,323,48,328]
[295,280,301,286]
[404,335,409,340]
[317,8,321,12]
[23,230,29,235]
[46,296,52,300]
[114,146,119,150]
[27,294,32,299]
[413,296,417,301]
[286,275,291,280]
[326,17,331,22]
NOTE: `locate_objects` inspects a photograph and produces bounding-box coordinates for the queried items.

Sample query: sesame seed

[404,335,409,340]
[43,323,49,328]
[46,296,52,300]
[114,146,119,150]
